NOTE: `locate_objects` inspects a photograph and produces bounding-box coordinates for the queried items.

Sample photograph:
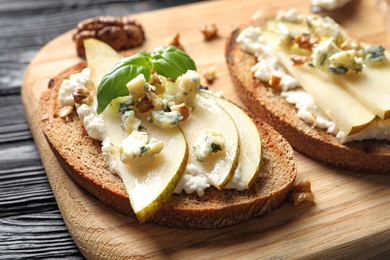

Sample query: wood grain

[21,0,390,259]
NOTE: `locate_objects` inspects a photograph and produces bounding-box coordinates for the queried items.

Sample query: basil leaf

[151,46,196,79]
[97,52,153,114]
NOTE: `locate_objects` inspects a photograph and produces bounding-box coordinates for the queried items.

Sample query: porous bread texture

[225,19,390,175]
[39,63,297,229]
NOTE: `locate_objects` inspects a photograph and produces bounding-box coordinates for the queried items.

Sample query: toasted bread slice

[225,19,390,175]
[39,63,297,229]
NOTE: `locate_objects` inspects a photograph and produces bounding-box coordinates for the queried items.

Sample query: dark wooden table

[0,1,203,258]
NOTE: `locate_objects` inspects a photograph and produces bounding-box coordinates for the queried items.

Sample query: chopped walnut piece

[59,106,74,118]
[73,16,145,58]
[166,32,184,51]
[170,103,190,121]
[200,24,219,41]
[294,33,318,50]
[73,86,92,105]
[289,179,315,206]
[268,74,281,88]
[340,39,362,51]
[202,66,217,84]
[290,54,311,66]
[138,95,154,113]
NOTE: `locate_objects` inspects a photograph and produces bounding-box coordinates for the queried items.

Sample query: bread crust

[225,19,390,175]
[39,63,297,229]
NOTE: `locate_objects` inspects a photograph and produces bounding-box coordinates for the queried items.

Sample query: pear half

[179,93,240,190]
[199,90,261,190]
[101,99,188,222]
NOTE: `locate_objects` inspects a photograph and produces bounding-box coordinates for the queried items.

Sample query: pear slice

[84,38,122,88]
[101,98,188,222]
[263,30,375,135]
[265,20,390,120]
[334,63,390,120]
[199,91,261,190]
[266,19,308,35]
[277,51,375,135]
[179,93,240,190]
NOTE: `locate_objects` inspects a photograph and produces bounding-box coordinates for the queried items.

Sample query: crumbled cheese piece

[126,74,147,102]
[364,45,388,65]
[281,88,338,135]
[118,131,163,166]
[276,8,305,23]
[311,0,352,11]
[337,117,390,143]
[76,103,106,141]
[236,26,270,55]
[59,68,91,107]
[149,110,183,129]
[173,70,200,108]
[192,129,225,162]
[251,54,299,91]
[328,49,363,75]
[121,110,144,133]
[225,163,246,190]
[174,164,210,197]
[306,15,344,40]
[101,138,119,174]
[311,38,341,71]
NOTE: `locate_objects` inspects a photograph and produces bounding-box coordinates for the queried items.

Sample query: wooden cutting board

[22,0,390,258]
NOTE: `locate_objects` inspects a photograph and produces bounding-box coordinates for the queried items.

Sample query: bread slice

[39,62,297,229]
[225,19,390,175]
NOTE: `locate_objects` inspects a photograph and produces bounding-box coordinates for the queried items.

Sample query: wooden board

[22,0,390,258]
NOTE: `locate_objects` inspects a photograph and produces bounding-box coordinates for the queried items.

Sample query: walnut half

[73,16,145,58]
[288,179,315,205]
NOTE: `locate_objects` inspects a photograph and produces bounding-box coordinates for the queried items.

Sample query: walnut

[170,103,190,121]
[268,74,281,88]
[138,95,154,113]
[72,86,92,105]
[290,54,311,66]
[200,24,218,41]
[288,179,315,206]
[166,32,184,51]
[73,16,145,58]
[294,33,318,50]
[340,38,361,51]
[202,66,217,84]
[59,106,74,118]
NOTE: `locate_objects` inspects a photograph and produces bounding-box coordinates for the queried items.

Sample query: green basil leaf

[151,46,196,79]
[97,52,153,114]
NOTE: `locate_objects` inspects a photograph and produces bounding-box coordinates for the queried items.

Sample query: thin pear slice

[334,62,390,120]
[266,19,308,35]
[266,20,390,120]
[179,93,240,190]
[199,90,261,190]
[101,98,188,222]
[263,30,375,135]
[84,38,122,88]
[277,52,375,135]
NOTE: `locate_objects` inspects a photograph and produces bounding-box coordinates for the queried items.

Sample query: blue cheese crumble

[118,130,164,166]
[192,129,225,162]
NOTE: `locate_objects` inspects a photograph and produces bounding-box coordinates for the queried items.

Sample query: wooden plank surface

[21,0,390,258]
